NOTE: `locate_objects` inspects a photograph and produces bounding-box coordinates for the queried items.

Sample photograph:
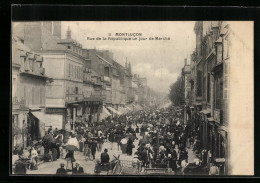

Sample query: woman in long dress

[65,150,74,171]
[52,145,58,161]
[126,138,133,156]
[30,147,38,170]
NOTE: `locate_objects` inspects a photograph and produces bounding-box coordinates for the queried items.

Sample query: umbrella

[139,138,149,145]
[43,134,54,143]
[121,138,127,144]
[96,126,102,130]
[148,124,153,127]
[65,144,79,151]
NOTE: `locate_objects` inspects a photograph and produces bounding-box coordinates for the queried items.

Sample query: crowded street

[13,105,209,175]
[12,21,232,176]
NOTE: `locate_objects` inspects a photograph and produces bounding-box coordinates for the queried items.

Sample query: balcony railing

[104,76,111,82]
[214,109,223,124]
[215,98,223,109]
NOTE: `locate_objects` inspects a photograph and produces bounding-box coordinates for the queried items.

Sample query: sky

[52,21,197,94]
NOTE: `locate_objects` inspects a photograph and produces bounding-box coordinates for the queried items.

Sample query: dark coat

[56,167,67,174]
[101,152,110,164]
[126,139,133,155]
[108,133,115,142]
[72,167,84,174]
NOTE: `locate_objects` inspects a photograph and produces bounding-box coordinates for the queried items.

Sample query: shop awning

[200,109,211,115]
[125,105,132,111]
[107,106,122,115]
[103,106,111,116]
[31,112,63,129]
[118,106,127,114]
[31,111,51,124]
[207,117,215,122]
[133,104,143,111]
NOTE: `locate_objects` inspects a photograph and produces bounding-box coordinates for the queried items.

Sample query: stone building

[12,36,49,147]
[14,22,103,129]
[189,21,230,174]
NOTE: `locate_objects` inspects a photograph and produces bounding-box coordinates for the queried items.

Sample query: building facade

[189,21,230,174]
[12,36,49,148]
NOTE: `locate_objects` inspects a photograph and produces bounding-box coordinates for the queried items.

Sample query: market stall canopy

[134,104,143,111]
[107,106,122,115]
[31,111,62,130]
[100,106,112,120]
[31,111,51,124]
[118,106,128,114]
[132,82,138,88]
[125,105,134,111]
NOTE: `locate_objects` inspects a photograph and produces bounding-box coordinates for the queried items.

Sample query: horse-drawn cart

[112,159,141,175]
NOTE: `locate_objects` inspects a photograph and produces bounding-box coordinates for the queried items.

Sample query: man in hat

[72,162,84,174]
[209,161,219,175]
[56,163,67,174]
[101,149,110,164]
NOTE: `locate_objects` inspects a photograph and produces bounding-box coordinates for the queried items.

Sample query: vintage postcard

[11,20,254,176]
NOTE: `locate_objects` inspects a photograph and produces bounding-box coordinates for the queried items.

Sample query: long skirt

[121,144,127,154]
[66,158,73,171]
[126,145,132,155]
[52,148,57,161]
[79,142,84,152]
[186,138,191,148]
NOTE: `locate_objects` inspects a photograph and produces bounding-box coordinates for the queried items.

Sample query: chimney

[128,62,131,73]
[125,57,128,68]
[66,26,71,39]
[184,58,187,65]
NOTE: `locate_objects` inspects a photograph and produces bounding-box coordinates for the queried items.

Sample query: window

[68,64,71,77]
[227,37,230,58]
[215,71,223,109]
[75,87,78,101]
[68,46,71,49]
[104,67,110,77]
[197,70,203,97]
[207,73,211,103]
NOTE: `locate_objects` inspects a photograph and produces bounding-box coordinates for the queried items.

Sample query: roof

[220,27,228,36]
[215,37,222,44]
[96,54,113,66]
[184,65,191,73]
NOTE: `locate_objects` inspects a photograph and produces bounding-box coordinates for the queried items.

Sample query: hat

[134,154,139,158]
[60,163,65,167]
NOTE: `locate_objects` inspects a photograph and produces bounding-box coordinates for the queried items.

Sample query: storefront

[66,99,103,129]
[200,109,211,149]
[12,104,29,148]
[44,108,65,130]
[216,127,228,174]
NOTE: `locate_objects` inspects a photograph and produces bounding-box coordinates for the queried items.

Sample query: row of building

[181,21,230,174]
[12,21,162,148]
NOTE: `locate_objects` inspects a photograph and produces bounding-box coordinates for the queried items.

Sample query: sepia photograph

[11,20,254,176]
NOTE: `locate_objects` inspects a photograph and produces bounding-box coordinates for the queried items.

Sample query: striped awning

[107,106,122,115]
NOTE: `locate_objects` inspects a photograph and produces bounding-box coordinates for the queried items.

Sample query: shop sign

[77,105,82,116]
[215,158,225,163]
[46,108,65,114]
[214,109,222,124]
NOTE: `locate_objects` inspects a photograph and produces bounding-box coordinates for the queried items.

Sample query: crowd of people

[13,104,220,175]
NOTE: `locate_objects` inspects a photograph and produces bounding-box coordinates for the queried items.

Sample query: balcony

[104,76,111,82]
[40,68,45,75]
[12,97,29,110]
[214,109,223,124]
